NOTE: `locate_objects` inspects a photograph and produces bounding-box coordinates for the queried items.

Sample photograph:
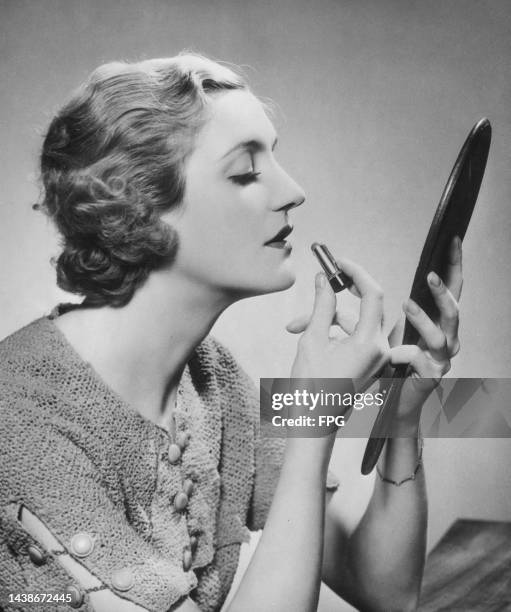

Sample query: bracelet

[376,433,424,487]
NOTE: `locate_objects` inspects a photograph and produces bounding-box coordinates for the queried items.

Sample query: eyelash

[229,171,261,186]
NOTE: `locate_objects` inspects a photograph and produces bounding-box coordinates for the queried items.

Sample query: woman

[0,54,462,611]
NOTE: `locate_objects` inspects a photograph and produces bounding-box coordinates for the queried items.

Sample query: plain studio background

[1,1,510,610]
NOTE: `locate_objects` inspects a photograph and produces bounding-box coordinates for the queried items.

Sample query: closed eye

[229,171,261,186]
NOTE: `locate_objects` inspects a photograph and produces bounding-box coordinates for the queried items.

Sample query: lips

[264,224,293,246]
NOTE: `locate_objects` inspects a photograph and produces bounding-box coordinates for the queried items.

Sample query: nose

[271,164,306,212]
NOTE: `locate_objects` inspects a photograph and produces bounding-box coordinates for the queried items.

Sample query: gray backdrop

[1,1,510,610]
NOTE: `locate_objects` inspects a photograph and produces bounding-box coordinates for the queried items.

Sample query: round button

[70,533,94,558]
[183,479,194,497]
[182,546,193,571]
[190,535,198,553]
[174,491,189,512]
[111,567,134,592]
[65,584,84,608]
[27,544,47,566]
[177,431,191,449]
[168,443,182,464]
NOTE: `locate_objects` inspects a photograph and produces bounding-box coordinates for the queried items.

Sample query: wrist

[392,416,421,437]
[376,430,424,486]
[285,432,336,470]
[393,404,422,436]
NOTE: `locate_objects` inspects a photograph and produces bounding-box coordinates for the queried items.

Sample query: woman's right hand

[288,258,389,389]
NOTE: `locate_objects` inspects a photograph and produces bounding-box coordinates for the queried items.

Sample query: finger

[287,309,357,336]
[348,285,362,299]
[402,299,448,362]
[390,345,450,378]
[286,314,309,334]
[336,311,358,335]
[444,236,463,301]
[427,271,460,355]
[335,257,384,338]
[303,272,336,339]
[387,317,405,348]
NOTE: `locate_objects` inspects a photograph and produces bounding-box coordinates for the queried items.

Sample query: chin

[229,273,294,301]
[260,269,296,295]
[277,271,296,291]
[224,261,296,300]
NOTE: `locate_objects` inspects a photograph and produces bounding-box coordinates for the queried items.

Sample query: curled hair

[39,54,246,306]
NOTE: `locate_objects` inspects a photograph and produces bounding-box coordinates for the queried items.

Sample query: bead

[177,431,191,450]
[70,532,94,558]
[65,584,84,608]
[111,567,134,591]
[183,479,194,497]
[182,546,193,571]
[173,491,189,512]
[168,443,182,464]
[27,544,47,566]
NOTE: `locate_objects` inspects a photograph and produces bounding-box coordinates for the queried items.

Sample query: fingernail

[316,272,326,289]
[428,271,441,287]
[449,236,462,264]
[455,236,463,261]
[404,299,420,314]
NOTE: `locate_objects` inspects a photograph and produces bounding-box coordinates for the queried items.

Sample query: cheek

[178,202,262,275]
[175,176,275,281]
[222,209,262,245]
[195,189,265,250]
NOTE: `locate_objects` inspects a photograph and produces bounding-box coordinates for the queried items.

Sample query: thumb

[304,273,336,339]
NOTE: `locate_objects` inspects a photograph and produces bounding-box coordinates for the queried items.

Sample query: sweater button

[65,584,84,608]
[70,533,94,558]
[111,567,134,591]
[182,546,193,571]
[177,431,191,449]
[174,491,189,512]
[183,479,194,497]
[27,544,47,566]
[168,443,182,464]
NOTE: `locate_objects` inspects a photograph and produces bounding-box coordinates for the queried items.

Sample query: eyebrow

[220,136,279,160]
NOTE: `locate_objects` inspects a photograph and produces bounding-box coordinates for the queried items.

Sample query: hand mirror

[361,118,492,475]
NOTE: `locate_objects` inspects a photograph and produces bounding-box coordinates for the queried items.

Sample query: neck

[55,269,233,426]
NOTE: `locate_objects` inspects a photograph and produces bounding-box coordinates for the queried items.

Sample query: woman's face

[166,89,305,300]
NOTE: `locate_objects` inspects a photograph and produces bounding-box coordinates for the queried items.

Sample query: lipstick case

[311,243,352,293]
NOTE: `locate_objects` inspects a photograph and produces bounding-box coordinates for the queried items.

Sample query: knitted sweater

[0,316,338,612]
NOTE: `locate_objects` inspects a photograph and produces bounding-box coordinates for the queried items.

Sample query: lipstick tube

[311,243,352,293]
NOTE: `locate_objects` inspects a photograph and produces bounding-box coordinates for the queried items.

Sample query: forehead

[193,90,276,158]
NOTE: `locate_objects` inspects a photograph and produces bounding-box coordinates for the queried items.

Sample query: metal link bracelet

[376,432,424,487]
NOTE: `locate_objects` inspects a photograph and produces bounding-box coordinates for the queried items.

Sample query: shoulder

[0,315,146,479]
[192,336,259,437]
[0,317,76,477]
[0,316,55,353]
[197,336,258,399]
[197,335,249,373]
[0,316,62,392]
[0,316,78,426]
[0,318,55,432]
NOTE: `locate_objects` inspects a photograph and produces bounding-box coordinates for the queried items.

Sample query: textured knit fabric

[0,316,339,612]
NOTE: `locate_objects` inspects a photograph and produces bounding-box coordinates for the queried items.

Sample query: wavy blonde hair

[39,54,246,306]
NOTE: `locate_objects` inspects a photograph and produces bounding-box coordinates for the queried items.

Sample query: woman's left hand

[388,235,463,426]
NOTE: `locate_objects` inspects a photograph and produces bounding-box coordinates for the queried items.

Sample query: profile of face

[165,89,306,301]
